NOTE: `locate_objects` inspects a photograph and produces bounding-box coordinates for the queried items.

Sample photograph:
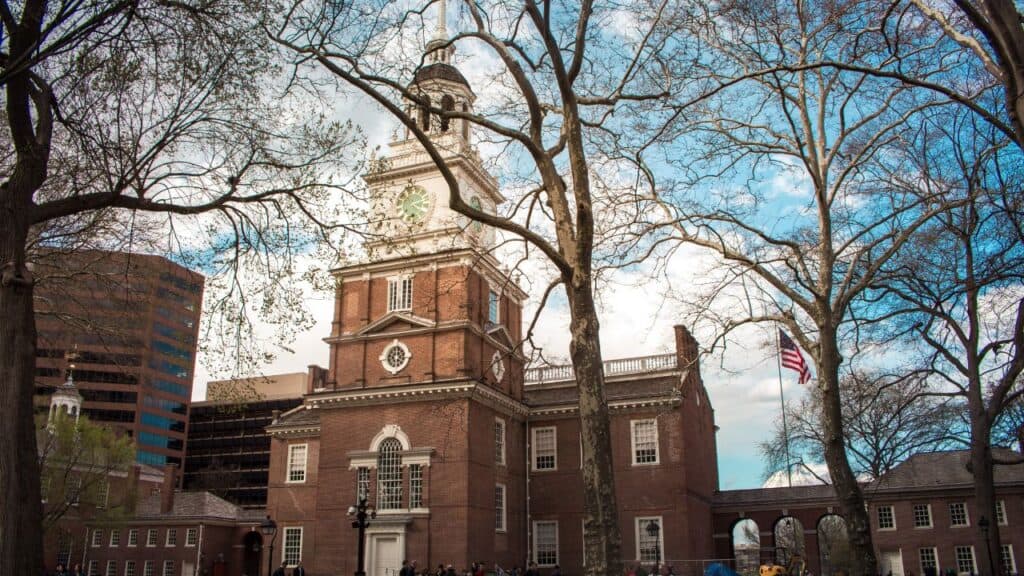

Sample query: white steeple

[48,360,83,427]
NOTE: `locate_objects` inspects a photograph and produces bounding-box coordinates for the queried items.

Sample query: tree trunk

[970,397,1001,575]
[818,329,877,576]
[569,281,623,576]
[0,195,44,576]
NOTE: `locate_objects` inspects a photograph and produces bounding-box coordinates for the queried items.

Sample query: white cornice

[528,395,682,418]
[306,380,530,419]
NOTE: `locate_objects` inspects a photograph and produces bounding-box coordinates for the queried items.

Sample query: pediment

[485,322,514,349]
[356,311,436,336]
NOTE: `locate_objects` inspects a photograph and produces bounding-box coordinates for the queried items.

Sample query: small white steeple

[425,0,452,64]
[48,350,83,427]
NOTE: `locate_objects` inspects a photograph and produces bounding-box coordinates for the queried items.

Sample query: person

[54,565,66,576]
[272,562,286,576]
[71,564,84,576]
[436,565,446,576]
[446,564,457,576]
[474,563,485,576]
[525,563,539,576]
[293,562,306,576]
[552,565,561,576]
[400,561,415,576]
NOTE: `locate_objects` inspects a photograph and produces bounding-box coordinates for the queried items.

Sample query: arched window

[420,95,432,132]
[817,515,850,576]
[440,95,455,132]
[377,437,403,510]
[774,516,805,567]
[732,519,760,575]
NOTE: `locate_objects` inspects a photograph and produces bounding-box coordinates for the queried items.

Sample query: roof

[413,63,469,88]
[870,449,1024,491]
[136,491,241,521]
[265,404,320,432]
[714,484,837,507]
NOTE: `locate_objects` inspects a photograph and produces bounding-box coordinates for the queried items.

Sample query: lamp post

[348,496,376,576]
[646,520,661,574]
[979,515,997,576]
[260,516,278,576]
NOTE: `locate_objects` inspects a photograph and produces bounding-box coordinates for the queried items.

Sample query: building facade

[33,249,204,468]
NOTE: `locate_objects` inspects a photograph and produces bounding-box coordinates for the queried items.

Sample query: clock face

[397,185,431,223]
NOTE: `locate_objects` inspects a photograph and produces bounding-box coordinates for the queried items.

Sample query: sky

[189,2,823,491]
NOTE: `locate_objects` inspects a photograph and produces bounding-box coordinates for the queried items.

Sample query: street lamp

[646,520,662,573]
[348,496,376,576]
[979,515,997,576]
[260,516,278,576]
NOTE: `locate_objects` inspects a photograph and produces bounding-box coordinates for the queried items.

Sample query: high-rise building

[32,249,204,468]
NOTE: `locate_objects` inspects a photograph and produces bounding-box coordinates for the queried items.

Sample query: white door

[369,534,402,576]
[181,563,194,576]
[881,550,905,576]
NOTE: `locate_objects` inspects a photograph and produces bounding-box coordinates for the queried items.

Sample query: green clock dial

[469,196,484,233]
[397,185,431,223]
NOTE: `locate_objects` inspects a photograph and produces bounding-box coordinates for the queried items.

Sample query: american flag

[779,329,812,384]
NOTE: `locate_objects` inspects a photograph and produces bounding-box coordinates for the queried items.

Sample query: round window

[379,339,412,374]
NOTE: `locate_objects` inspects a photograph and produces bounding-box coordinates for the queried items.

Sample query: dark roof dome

[412,63,470,88]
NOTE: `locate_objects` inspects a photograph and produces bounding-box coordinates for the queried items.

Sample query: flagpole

[776,329,793,488]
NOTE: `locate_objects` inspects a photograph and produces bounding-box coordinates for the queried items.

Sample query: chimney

[674,324,700,374]
[126,464,141,513]
[160,463,178,514]
[271,409,281,424]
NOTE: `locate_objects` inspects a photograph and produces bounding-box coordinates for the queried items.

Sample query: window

[918,548,938,574]
[532,427,556,471]
[98,481,109,509]
[125,561,136,576]
[106,561,117,576]
[950,502,970,527]
[165,528,177,547]
[410,464,423,509]
[110,529,120,547]
[636,517,664,563]
[88,561,99,576]
[495,418,506,466]
[955,546,976,574]
[495,484,507,532]
[388,277,413,312]
[357,467,370,501]
[877,505,895,530]
[162,561,174,576]
[377,438,403,510]
[380,339,411,374]
[1002,544,1016,575]
[92,529,103,547]
[997,500,1008,525]
[287,444,308,483]
[186,528,198,547]
[69,475,82,505]
[533,521,558,566]
[631,420,659,465]
[913,504,933,528]
[146,529,157,547]
[283,527,303,567]
[57,535,73,567]
[143,562,153,576]
[128,529,138,547]
[488,290,500,323]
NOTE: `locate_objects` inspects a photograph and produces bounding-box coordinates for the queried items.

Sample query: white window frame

[533,520,559,567]
[127,529,138,547]
[165,528,177,547]
[185,528,198,547]
[125,561,136,576]
[635,516,665,563]
[109,529,120,547]
[950,502,970,527]
[913,504,933,528]
[283,527,303,568]
[92,529,103,548]
[387,276,413,312]
[162,561,174,576]
[88,561,99,576]
[630,419,660,465]
[918,547,939,575]
[409,464,423,509]
[997,500,1008,526]
[106,561,117,576]
[877,505,896,530]
[495,483,507,533]
[287,444,308,484]
[143,562,154,576]
[495,418,506,466]
[488,289,500,323]
[955,546,976,575]
[1002,544,1016,574]
[532,426,557,471]
[98,481,109,509]
[146,529,157,547]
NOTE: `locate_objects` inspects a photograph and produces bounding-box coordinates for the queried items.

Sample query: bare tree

[760,372,961,483]
[270,0,709,571]
[0,1,361,572]
[864,107,1024,573]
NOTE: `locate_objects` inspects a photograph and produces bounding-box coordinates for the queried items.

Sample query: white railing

[524,353,677,383]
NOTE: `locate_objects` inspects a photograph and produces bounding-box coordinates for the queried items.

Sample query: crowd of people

[395,560,554,576]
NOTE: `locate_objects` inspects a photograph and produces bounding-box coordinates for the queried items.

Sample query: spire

[425,0,452,65]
